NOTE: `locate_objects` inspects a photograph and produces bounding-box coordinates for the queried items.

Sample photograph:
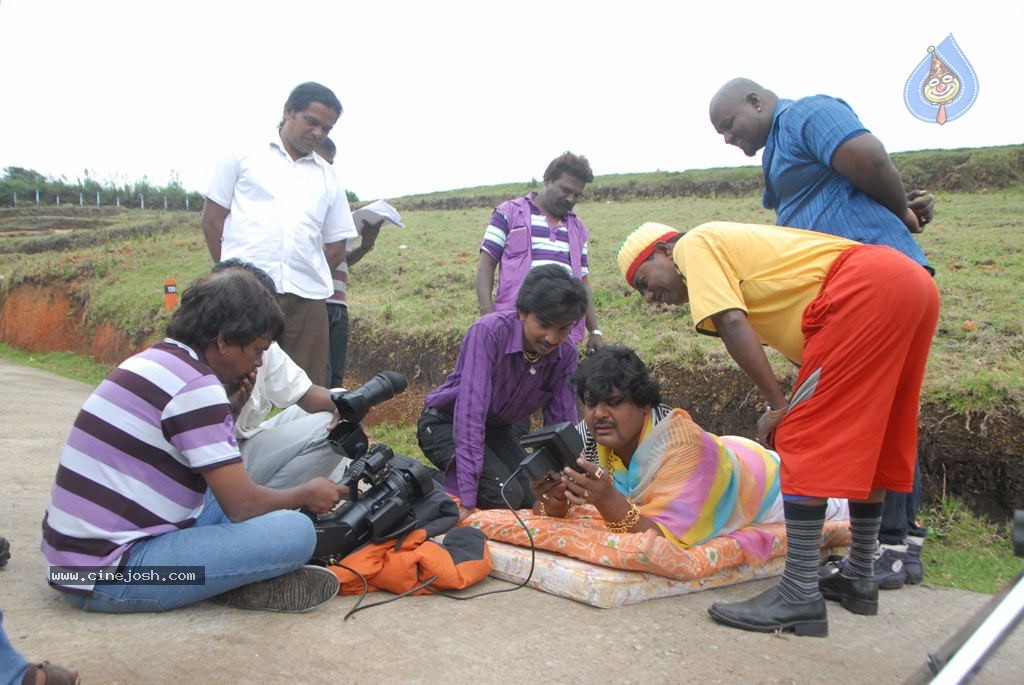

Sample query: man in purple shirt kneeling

[418,265,587,518]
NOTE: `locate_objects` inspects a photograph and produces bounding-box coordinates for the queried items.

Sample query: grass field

[2,189,1021,412]
[2,172,1022,594]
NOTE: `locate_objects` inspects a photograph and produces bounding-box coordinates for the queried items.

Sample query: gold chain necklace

[523,350,541,375]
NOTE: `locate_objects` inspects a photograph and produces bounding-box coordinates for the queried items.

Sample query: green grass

[920,498,1022,594]
[362,420,425,465]
[0,342,113,385]
[2,189,1022,413]
[352,190,1024,413]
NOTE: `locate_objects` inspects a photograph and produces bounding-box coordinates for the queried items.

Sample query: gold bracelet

[605,499,641,533]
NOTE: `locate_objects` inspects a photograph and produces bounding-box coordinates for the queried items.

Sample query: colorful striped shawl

[599,408,780,549]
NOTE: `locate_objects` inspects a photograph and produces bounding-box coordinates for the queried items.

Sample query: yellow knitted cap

[617,222,681,286]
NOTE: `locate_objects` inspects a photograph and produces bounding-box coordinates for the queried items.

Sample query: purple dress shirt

[424,310,579,507]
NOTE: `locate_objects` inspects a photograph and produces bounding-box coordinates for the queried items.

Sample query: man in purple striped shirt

[41,269,346,613]
[419,265,587,519]
[475,151,605,352]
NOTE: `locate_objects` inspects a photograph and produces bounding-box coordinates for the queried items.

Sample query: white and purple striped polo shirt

[481,200,590,276]
[41,339,242,593]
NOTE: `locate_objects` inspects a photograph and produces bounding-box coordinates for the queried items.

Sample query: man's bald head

[709,78,778,157]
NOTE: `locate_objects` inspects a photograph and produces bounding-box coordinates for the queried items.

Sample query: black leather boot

[819,571,879,615]
[708,585,828,637]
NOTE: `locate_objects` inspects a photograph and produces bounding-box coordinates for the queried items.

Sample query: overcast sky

[1,0,1020,200]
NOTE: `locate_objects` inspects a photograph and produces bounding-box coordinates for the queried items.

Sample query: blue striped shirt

[762,95,931,271]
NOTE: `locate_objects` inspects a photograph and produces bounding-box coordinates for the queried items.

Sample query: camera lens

[333,371,408,424]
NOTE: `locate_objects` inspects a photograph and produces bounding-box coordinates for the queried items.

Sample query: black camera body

[519,421,586,481]
[305,371,437,566]
[307,444,436,566]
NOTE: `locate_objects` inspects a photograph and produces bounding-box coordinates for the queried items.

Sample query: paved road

[1,359,1021,684]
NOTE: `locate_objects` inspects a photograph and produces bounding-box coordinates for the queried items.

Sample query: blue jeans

[61,495,316,613]
[1,609,30,685]
[879,460,927,545]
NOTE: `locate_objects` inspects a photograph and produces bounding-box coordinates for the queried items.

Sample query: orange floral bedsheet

[462,505,849,582]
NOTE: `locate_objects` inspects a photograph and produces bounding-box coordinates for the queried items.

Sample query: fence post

[56,195,60,205]
[12,192,16,205]
[79,192,84,206]
[96,191,100,207]
[116,196,120,207]
[140,195,145,210]
[185,194,190,211]
[164,278,179,311]
[35,189,39,204]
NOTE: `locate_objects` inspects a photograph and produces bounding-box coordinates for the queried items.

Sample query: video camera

[519,421,586,482]
[305,371,438,566]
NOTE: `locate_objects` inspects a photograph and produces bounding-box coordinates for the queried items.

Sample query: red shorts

[774,245,940,500]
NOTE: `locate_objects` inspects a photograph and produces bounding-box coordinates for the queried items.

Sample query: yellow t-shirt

[673,221,856,362]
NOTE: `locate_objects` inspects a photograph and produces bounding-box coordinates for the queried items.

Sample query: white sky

[1,0,1021,200]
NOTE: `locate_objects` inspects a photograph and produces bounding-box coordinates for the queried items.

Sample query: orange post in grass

[164,278,179,311]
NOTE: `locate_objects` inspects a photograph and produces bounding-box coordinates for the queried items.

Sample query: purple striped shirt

[41,339,242,593]
[424,310,579,507]
[480,195,590,276]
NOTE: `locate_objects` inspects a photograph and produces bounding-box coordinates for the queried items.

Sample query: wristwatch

[590,329,603,337]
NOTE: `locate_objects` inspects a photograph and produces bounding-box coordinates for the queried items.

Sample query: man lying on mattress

[530,345,845,546]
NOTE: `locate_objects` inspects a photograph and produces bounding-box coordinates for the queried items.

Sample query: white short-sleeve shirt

[235,343,314,438]
[205,134,358,299]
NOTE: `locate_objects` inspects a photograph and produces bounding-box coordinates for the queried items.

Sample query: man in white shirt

[214,259,347,488]
[202,82,357,386]
[233,342,346,488]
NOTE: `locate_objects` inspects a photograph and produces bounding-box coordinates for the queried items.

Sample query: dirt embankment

[3,283,1022,520]
[346,317,1024,521]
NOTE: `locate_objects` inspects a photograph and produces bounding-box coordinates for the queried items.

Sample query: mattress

[464,507,850,608]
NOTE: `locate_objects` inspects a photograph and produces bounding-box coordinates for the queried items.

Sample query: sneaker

[904,535,925,585]
[874,544,908,590]
[817,544,908,590]
[0,536,9,567]
[818,554,846,580]
[213,565,339,613]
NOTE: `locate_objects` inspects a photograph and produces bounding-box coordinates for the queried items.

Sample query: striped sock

[844,500,884,579]
[778,500,827,604]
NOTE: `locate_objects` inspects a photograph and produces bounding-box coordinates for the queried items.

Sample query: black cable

[343,571,441,620]
[332,561,370,620]
[425,464,537,600]
[333,464,539,613]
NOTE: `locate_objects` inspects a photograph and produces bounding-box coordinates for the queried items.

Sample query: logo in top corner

[904,33,978,125]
